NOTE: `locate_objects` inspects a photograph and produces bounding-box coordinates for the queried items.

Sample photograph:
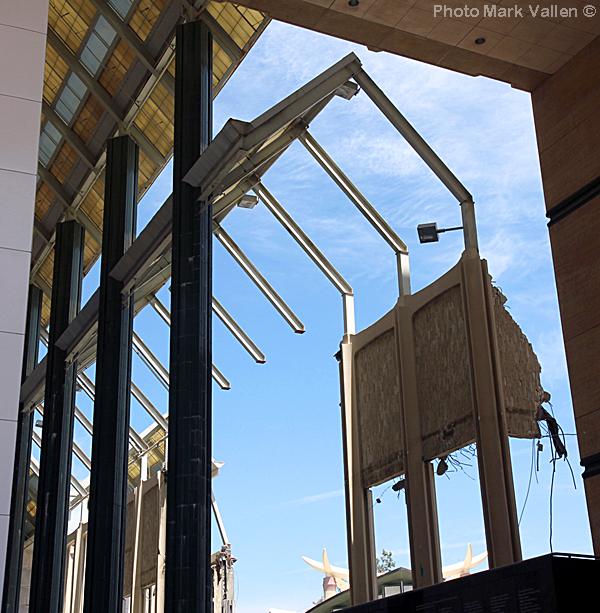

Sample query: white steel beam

[353,69,472,205]
[213,224,305,333]
[74,406,93,436]
[77,372,149,450]
[150,296,171,326]
[146,297,234,389]
[133,331,169,388]
[299,131,412,296]
[299,132,407,254]
[211,365,230,391]
[212,297,265,364]
[131,381,168,431]
[31,429,87,496]
[211,491,229,545]
[72,441,92,471]
[254,181,353,296]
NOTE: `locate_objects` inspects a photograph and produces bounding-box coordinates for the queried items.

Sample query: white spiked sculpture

[442,544,488,580]
[303,543,488,597]
[302,548,350,598]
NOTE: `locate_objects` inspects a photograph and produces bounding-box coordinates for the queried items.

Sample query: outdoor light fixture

[392,479,405,492]
[35,419,43,428]
[437,457,449,476]
[475,38,486,44]
[348,0,360,6]
[237,195,259,209]
[417,222,463,243]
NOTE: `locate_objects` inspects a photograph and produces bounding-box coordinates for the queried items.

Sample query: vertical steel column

[2,286,43,613]
[83,136,138,613]
[338,343,378,605]
[461,256,522,567]
[166,19,213,613]
[396,308,443,589]
[29,220,85,613]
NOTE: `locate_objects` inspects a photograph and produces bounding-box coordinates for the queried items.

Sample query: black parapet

[29,221,84,613]
[83,135,138,613]
[339,553,599,613]
[165,19,213,613]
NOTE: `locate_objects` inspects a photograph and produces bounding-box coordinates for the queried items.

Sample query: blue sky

[56,17,592,613]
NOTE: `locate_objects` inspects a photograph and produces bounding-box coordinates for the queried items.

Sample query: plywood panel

[123,499,135,598]
[493,287,542,439]
[141,484,159,588]
[355,328,404,488]
[414,285,474,460]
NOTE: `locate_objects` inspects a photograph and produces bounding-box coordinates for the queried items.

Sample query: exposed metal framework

[10,26,487,612]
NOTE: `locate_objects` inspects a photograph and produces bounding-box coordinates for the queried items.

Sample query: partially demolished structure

[183,52,552,605]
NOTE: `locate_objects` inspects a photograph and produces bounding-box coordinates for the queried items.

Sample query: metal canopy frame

[18,53,479,601]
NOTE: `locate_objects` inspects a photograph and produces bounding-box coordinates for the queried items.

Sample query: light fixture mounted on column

[417,222,463,243]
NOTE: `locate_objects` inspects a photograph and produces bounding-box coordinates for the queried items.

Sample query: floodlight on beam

[238,195,258,209]
[211,96,336,221]
[417,223,463,244]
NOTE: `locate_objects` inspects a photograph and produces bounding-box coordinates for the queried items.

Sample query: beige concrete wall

[0,0,49,600]
[532,38,600,551]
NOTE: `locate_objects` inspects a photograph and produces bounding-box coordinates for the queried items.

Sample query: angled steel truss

[21,54,476,585]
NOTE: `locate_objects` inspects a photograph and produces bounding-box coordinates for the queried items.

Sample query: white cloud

[272,489,345,510]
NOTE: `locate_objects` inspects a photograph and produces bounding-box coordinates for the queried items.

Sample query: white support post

[461,199,479,252]
[397,252,411,297]
[131,454,148,613]
[71,524,86,613]
[343,293,356,339]
[156,469,167,613]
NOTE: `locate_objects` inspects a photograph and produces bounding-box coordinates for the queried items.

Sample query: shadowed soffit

[230,0,599,92]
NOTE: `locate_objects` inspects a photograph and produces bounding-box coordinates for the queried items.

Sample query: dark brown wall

[532,37,600,552]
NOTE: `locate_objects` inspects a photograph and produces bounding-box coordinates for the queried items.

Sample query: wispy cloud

[269,489,345,510]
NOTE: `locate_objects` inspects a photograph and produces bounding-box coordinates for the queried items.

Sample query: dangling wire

[518,438,537,526]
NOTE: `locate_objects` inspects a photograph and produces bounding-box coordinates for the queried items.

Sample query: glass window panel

[108,0,132,19]
[67,73,87,99]
[59,86,80,114]
[80,47,101,75]
[39,132,58,158]
[88,32,109,60]
[44,121,62,145]
[39,149,50,167]
[95,16,116,47]
[55,99,75,123]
